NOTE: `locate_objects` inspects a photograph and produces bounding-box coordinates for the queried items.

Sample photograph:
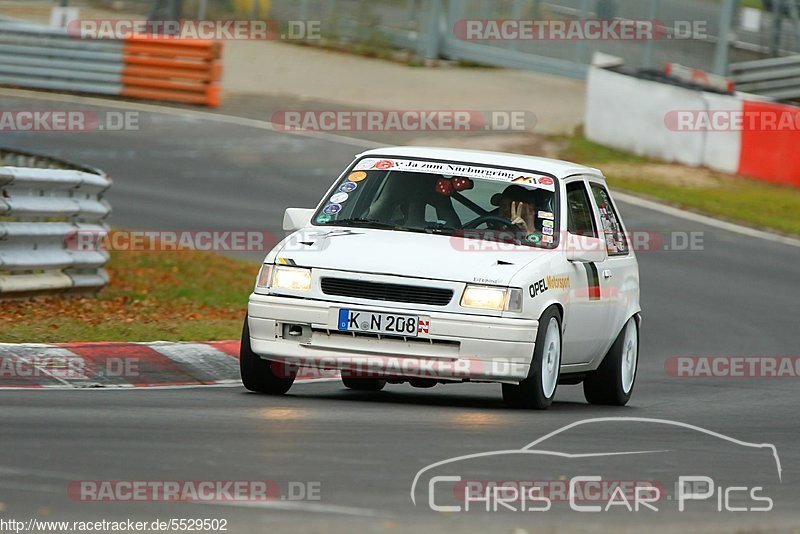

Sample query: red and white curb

[0,342,334,389]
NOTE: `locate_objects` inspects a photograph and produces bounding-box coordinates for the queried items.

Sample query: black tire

[584,316,639,406]
[342,377,387,392]
[502,307,562,410]
[240,317,295,394]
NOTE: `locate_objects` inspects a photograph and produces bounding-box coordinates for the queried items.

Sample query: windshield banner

[353,158,556,192]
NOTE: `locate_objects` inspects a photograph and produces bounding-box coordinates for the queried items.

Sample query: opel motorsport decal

[353,158,557,192]
[529,275,571,298]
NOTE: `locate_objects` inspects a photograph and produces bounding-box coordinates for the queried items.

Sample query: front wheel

[240,317,296,395]
[502,307,562,410]
[583,316,639,406]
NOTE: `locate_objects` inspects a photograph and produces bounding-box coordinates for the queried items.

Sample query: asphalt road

[1,91,799,532]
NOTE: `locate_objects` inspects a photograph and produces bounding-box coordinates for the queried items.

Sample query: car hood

[273,227,549,285]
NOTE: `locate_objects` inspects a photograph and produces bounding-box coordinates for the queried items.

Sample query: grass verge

[560,134,800,236]
[1,250,257,343]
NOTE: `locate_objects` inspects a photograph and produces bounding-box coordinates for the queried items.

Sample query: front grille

[320,277,454,306]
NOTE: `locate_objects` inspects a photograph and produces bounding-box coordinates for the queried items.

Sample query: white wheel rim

[541,317,561,398]
[621,320,638,394]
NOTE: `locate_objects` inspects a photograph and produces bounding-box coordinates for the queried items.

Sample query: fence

[0,21,221,106]
[265,0,800,79]
[730,54,800,101]
[0,149,111,297]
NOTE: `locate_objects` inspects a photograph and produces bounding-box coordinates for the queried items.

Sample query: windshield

[312,157,559,248]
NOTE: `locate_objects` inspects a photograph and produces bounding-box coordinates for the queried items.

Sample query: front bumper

[247,293,537,383]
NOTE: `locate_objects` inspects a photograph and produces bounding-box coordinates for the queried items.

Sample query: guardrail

[0,149,111,297]
[730,55,800,102]
[0,21,221,107]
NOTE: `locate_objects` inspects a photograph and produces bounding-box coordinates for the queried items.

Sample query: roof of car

[357,146,604,180]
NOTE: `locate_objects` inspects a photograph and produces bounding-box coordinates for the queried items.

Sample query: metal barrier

[0,21,221,107]
[0,149,111,297]
[730,54,800,102]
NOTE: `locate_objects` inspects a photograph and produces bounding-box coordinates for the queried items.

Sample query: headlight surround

[271,265,312,291]
[460,285,523,312]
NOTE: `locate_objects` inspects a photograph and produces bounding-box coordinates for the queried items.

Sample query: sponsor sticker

[543,220,554,228]
[316,214,332,224]
[373,160,395,170]
[529,278,549,297]
[546,275,570,289]
[347,171,367,182]
[538,211,554,220]
[525,233,541,244]
[542,227,554,235]
[339,182,358,193]
[329,192,349,204]
[323,204,342,215]
[542,235,554,244]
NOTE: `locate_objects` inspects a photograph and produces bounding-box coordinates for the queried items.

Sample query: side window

[565,182,597,238]
[590,183,630,255]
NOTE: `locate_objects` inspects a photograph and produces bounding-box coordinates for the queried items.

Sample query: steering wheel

[463,214,519,231]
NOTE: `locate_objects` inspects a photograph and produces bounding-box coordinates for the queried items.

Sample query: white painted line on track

[614,192,800,248]
[0,377,340,391]
[200,499,388,518]
[0,87,384,150]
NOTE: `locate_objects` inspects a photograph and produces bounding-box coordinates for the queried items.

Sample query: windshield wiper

[326,218,399,229]
[422,224,459,235]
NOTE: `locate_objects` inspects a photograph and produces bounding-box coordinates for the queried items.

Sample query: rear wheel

[240,317,295,394]
[342,377,387,391]
[503,307,562,410]
[584,316,639,406]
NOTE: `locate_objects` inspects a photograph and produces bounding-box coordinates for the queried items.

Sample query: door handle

[602,269,613,279]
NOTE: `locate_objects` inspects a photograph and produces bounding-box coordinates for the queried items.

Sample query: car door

[560,178,614,365]
[586,179,639,358]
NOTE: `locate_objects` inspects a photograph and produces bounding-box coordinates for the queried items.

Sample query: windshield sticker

[525,233,541,244]
[353,158,556,191]
[339,182,358,193]
[373,160,394,170]
[543,220,554,228]
[543,227,554,235]
[329,192,349,204]
[538,211,555,220]
[542,235,554,244]
[316,213,332,224]
[347,171,367,182]
[323,203,342,215]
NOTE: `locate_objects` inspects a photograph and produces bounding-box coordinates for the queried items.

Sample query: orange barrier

[738,100,800,188]
[121,35,222,107]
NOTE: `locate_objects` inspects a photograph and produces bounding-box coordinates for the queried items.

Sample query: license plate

[338,309,421,337]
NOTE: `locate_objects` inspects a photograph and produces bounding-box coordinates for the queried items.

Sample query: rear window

[590,183,629,255]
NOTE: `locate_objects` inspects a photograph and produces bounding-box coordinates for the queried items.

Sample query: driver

[496,185,536,234]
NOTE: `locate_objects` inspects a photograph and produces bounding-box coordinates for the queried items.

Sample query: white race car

[241,147,641,409]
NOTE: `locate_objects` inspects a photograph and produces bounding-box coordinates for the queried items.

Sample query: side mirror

[565,233,608,263]
[283,208,315,233]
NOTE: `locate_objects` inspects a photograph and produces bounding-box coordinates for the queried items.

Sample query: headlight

[271,265,312,291]
[460,285,522,312]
